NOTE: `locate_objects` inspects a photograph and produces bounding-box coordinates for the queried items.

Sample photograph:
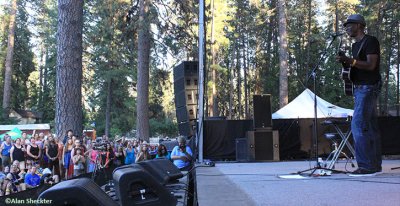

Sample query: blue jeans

[351,84,382,171]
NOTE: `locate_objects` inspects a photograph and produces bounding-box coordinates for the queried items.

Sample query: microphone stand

[295,35,344,176]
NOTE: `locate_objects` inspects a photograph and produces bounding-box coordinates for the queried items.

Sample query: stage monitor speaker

[138,159,183,185]
[246,130,279,161]
[253,94,272,130]
[236,138,249,162]
[113,164,177,206]
[38,178,118,206]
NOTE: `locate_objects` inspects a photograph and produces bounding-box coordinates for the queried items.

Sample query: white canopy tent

[272,89,353,119]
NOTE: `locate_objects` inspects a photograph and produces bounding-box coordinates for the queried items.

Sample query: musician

[336,14,381,176]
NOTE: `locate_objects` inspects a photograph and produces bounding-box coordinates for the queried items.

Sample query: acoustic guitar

[338,51,354,96]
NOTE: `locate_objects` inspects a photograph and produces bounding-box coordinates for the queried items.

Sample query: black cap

[343,14,366,27]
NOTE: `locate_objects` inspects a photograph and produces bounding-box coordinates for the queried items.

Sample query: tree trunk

[397,22,400,116]
[2,0,17,118]
[55,0,84,137]
[136,0,151,141]
[38,45,46,110]
[210,0,218,117]
[228,44,235,120]
[278,0,289,108]
[236,39,241,119]
[243,33,248,119]
[105,79,112,137]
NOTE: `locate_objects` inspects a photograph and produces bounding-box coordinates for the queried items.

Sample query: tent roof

[0,124,50,131]
[272,89,353,119]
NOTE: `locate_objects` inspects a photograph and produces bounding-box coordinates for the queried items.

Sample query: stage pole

[198,0,205,163]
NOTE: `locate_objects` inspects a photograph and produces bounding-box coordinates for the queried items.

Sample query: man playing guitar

[336,14,382,177]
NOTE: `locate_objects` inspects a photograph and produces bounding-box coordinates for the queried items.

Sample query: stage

[196,160,400,206]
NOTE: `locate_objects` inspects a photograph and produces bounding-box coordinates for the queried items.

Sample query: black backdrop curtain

[203,117,400,160]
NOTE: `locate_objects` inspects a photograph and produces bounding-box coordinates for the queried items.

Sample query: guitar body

[338,51,354,96]
[341,67,353,96]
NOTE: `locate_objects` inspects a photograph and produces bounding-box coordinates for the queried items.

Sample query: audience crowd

[0,130,192,196]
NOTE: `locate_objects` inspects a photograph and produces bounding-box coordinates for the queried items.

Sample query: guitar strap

[355,35,367,59]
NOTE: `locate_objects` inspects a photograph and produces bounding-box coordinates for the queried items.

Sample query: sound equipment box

[113,164,177,206]
[236,138,249,162]
[246,130,279,161]
[253,94,272,130]
[38,178,118,206]
[174,61,199,136]
[138,159,183,185]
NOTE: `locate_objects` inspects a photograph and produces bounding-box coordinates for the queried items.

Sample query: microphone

[330,32,346,37]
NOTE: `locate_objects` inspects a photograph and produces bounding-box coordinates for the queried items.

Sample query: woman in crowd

[133,139,140,155]
[103,143,115,169]
[156,144,171,160]
[62,138,74,180]
[72,148,85,177]
[27,138,41,166]
[123,141,135,164]
[10,138,26,171]
[114,146,125,166]
[135,141,151,162]
[0,136,13,169]
[88,144,99,173]
[45,135,60,176]
[55,136,64,178]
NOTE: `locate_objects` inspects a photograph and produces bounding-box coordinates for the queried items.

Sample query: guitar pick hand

[336,54,352,65]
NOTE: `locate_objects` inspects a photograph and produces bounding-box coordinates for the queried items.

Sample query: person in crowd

[45,135,60,176]
[103,143,115,169]
[72,148,85,177]
[62,138,74,180]
[10,138,26,171]
[0,166,6,180]
[40,168,59,185]
[2,166,10,176]
[171,136,193,170]
[133,139,140,155]
[0,136,13,168]
[114,146,125,166]
[123,141,135,164]
[88,144,99,173]
[135,141,151,162]
[6,164,26,192]
[63,130,73,145]
[55,136,64,178]
[156,144,171,160]
[27,138,41,166]
[20,133,28,152]
[24,166,41,189]
[23,133,30,145]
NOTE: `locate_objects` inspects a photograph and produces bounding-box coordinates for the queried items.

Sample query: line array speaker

[253,94,272,130]
[174,61,199,136]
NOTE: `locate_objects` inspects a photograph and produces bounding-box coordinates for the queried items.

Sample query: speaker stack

[38,178,118,206]
[174,61,198,136]
[38,159,184,206]
[236,94,280,161]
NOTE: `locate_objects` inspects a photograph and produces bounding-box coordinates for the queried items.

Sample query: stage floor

[196,160,400,206]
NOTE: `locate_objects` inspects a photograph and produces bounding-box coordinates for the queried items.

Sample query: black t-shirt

[351,34,381,85]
